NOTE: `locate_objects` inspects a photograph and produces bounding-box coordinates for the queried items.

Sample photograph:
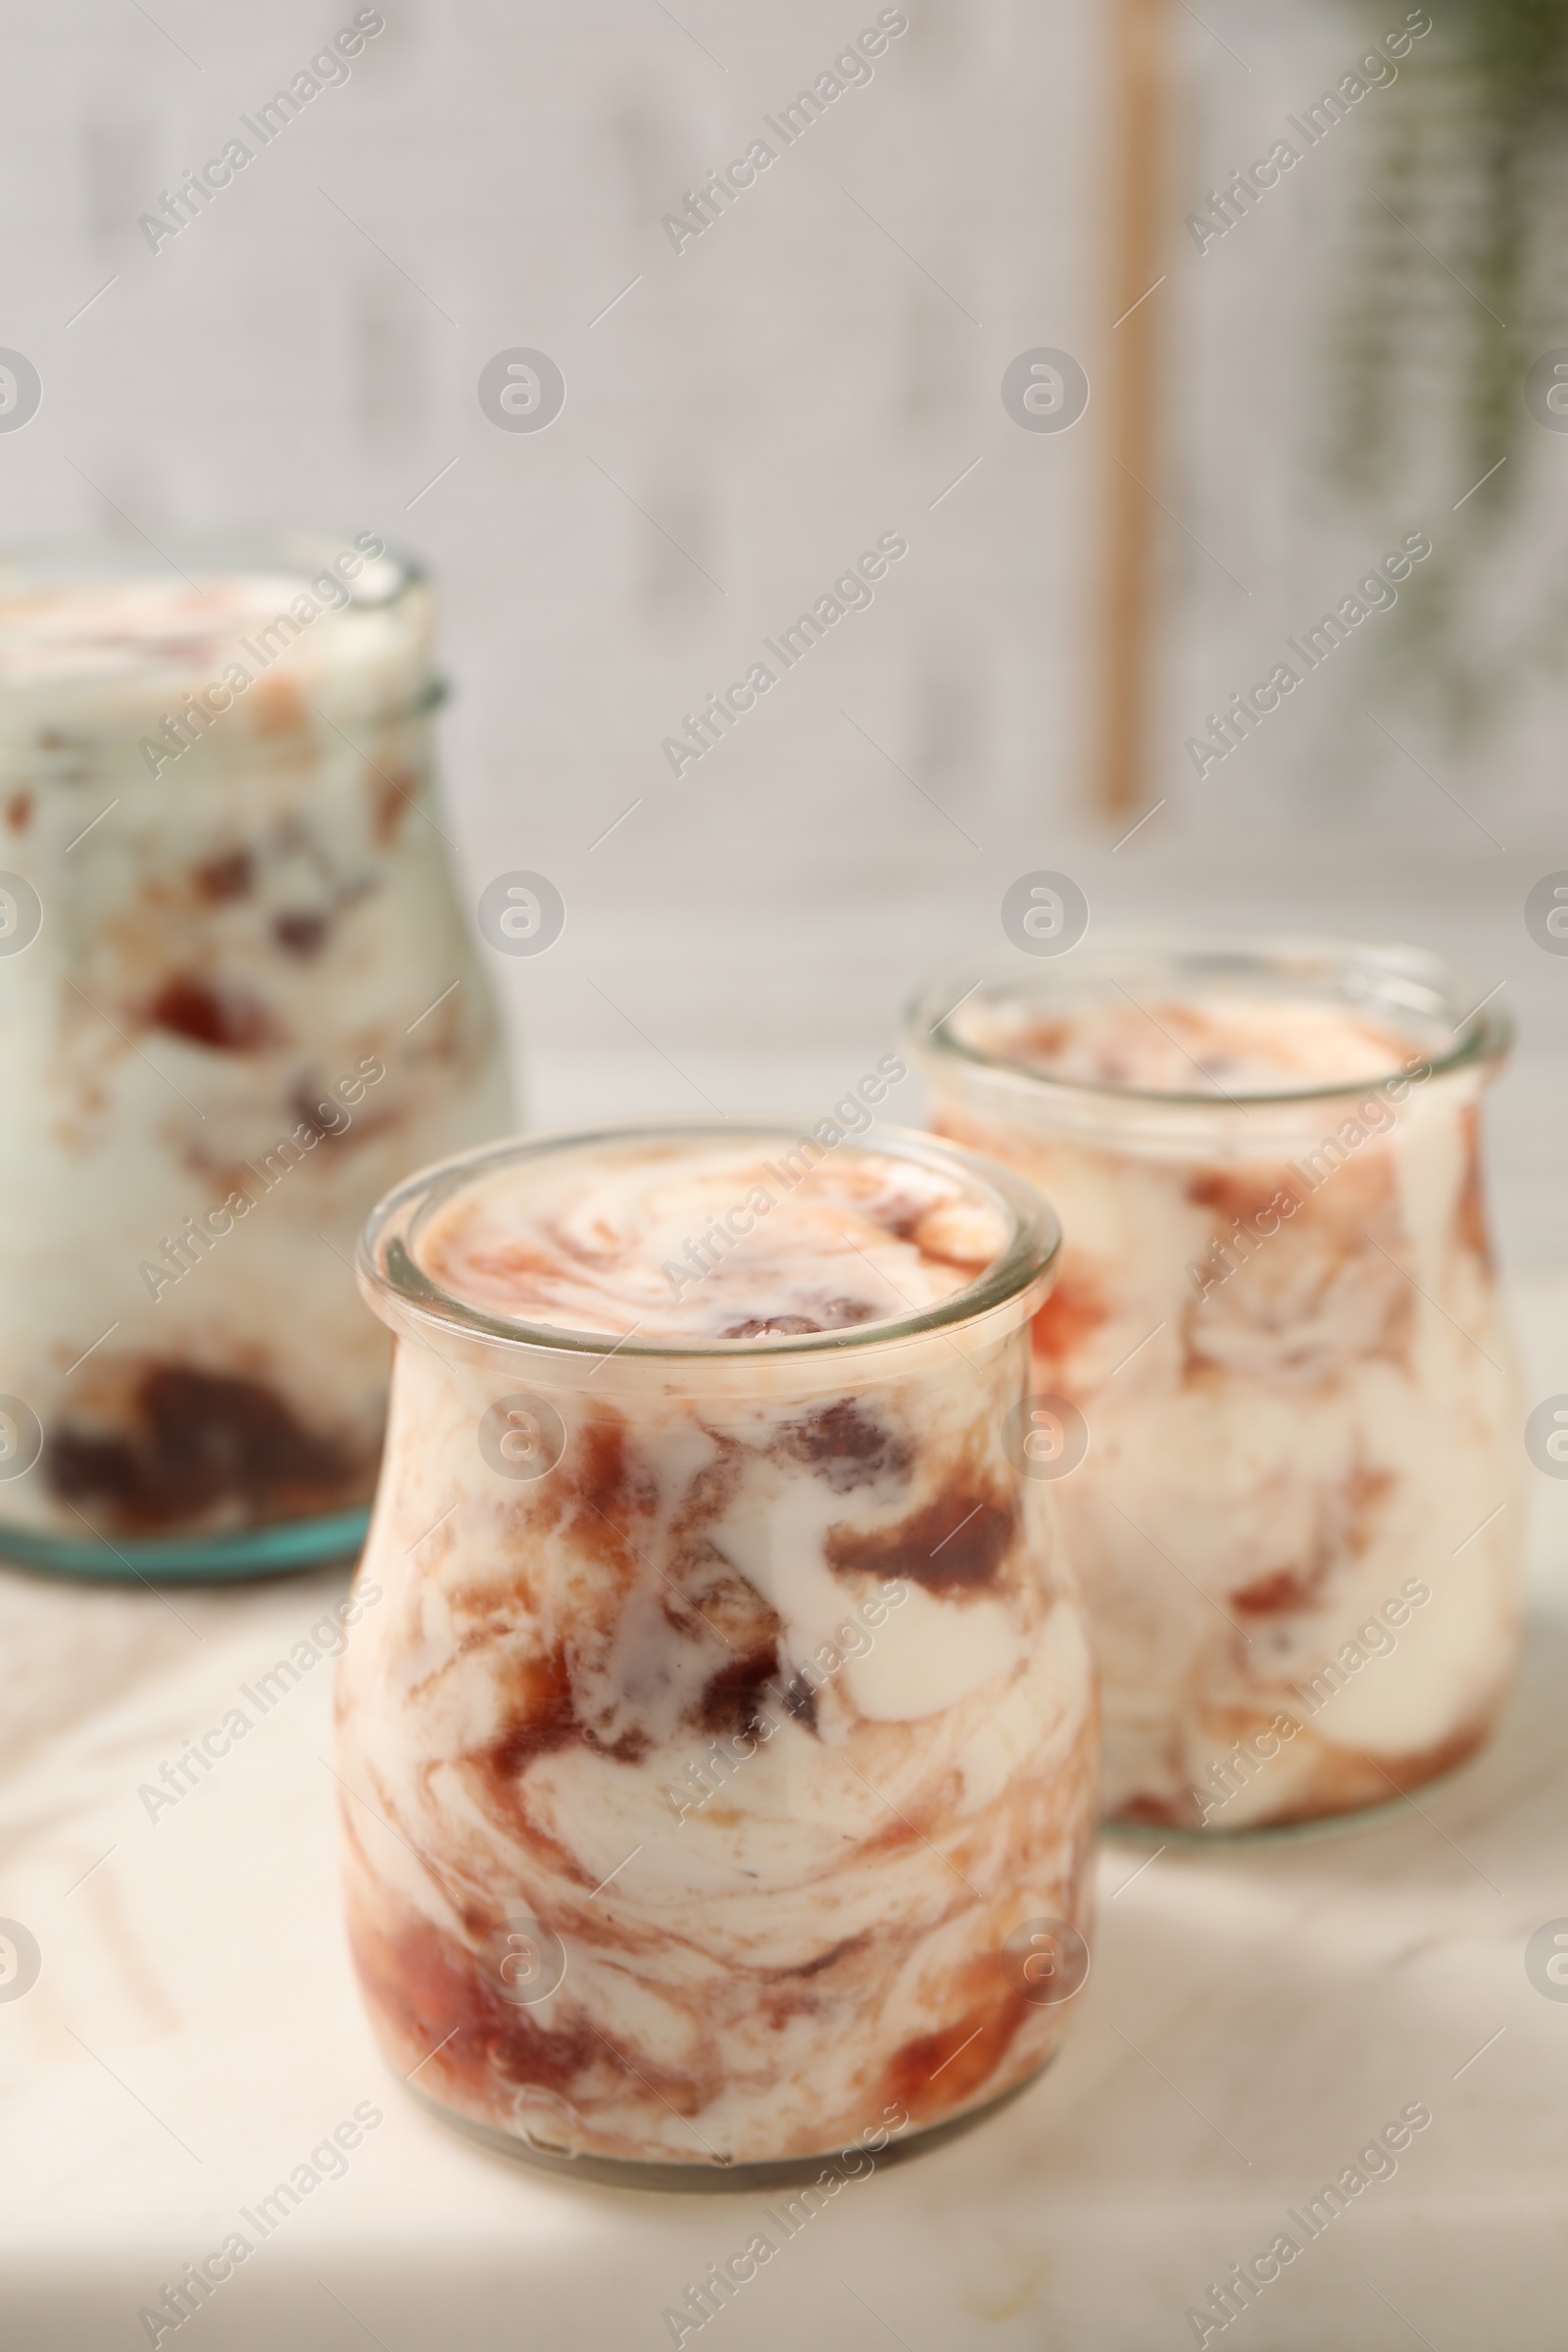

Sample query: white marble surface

[2,1225,1566,2352]
[8,0,1568,2328]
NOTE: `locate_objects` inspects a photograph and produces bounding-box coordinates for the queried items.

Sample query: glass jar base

[0,1505,369,1585]
[402,2060,1054,2194]
[1100,1743,1488,1848]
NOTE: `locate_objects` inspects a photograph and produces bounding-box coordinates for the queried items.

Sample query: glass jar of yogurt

[910,938,1520,1836]
[0,532,512,1578]
[338,1123,1097,2183]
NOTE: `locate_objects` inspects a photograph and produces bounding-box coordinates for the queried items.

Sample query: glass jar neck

[908,935,1510,1156]
[0,529,434,763]
[359,1121,1062,1396]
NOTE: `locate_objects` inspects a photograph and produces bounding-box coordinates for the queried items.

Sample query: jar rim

[0,526,432,755]
[906,931,1513,1115]
[0,526,425,608]
[359,1119,1061,1361]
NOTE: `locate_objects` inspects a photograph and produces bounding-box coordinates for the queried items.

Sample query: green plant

[1330,0,1568,725]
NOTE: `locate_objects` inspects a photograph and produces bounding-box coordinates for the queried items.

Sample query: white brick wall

[4,0,1565,1260]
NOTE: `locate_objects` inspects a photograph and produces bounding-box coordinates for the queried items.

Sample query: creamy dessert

[912,945,1520,1832]
[0,535,511,1558]
[336,1126,1097,2175]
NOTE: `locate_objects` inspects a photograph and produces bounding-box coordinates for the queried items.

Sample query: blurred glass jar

[0,531,512,1578]
[337,1124,1097,2184]
[911,939,1520,1836]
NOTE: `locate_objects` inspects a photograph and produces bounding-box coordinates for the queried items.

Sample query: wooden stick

[1095,0,1171,819]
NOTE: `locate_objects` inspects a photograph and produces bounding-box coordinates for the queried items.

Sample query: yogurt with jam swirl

[336,1126,1097,2173]
[0,534,511,1557]
[912,946,1520,1834]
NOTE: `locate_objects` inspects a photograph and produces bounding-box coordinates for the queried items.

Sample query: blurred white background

[8,0,1567,1262]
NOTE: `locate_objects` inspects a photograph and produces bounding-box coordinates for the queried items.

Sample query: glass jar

[337,1123,1098,2185]
[0,532,512,1579]
[910,937,1520,1837]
